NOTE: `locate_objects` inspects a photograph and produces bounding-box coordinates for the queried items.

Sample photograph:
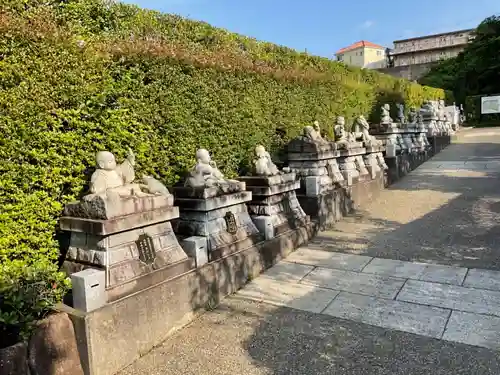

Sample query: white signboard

[481,96,500,114]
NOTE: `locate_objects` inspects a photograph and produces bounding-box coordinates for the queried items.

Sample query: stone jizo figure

[303,125,328,144]
[380,104,393,124]
[254,145,281,176]
[354,115,381,146]
[85,148,148,201]
[397,103,406,124]
[408,107,418,124]
[186,148,238,188]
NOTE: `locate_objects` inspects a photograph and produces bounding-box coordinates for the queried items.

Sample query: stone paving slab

[397,280,500,316]
[361,258,467,285]
[323,292,450,338]
[235,277,338,313]
[259,261,313,283]
[463,268,500,291]
[418,264,468,286]
[443,311,500,349]
[284,247,372,271]
[362,258,427,279]
[301,267,405,299]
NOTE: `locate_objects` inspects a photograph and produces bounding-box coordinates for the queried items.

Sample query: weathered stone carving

[254,145,281,176]
[353,115,382,147]
[65,149,171,220]
[304,123,329,144]
[84,149,156,202]
[397,103,406,125]
[380,104,393,125]
[185,148,240,190]
[408,107,418,124]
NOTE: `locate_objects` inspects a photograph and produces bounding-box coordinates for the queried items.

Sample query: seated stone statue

[397,103,406,124]
[381,104,393,124]
[84,148,148,202]
[334,117,351,149]
[353,115,381,146]
[186,148,239,188]
[303,125,328,144]
[254,145,281,176]
[408,107,418,124]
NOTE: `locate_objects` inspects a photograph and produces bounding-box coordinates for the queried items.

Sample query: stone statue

[253,145,281,176]
[186,148,239,188]
[397,103,406,124]
[438,99,446,120]
[353,115,382,146]
[381,104,392,124]
[84,148,150,202]
[408,107,418,124]
[334,117,350,149]
[313,120,322,137]
[303,125,328,144]
[142,175,171,196]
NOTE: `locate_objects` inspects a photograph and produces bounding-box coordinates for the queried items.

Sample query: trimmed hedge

[0,0,445,266]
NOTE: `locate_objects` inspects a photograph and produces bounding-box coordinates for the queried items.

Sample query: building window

[377,50,382,56]
[359,51,363,56]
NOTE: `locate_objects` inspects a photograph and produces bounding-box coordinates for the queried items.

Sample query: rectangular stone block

[252,216,275,240]
[71,269,106,312]
[301,267,405,299]
[174,191,252,211]
[238,173,296,186]
[172,183,246,199]
[182,236,209,268]
[397,280,500,316]
[60,206,180,235]
[463,269,500,291]
[362,258,427,279]
[323,292,450,338]
[260,261,314,283]
[245,181,301,197]
[285,248,372,271]
[235,277,339,314]
[418,264,467,285]
[443,311,500,349]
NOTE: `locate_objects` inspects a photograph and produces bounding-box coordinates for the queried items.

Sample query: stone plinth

[286,137,345,228]
[337,145,368,186]
[61,195,191,302]
[173,184,262,261]
[238,173,309,240]
[364,145,388,179]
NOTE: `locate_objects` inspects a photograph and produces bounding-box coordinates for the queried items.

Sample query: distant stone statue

[334,116,354,149]
[303,125,328,144]
[84,148,149,202]
[186,148,239,188]
[253,145,281,176]
[354,115,382,146]
[397,103,406,124]
[381,104,393,124]
[408,107,418,124]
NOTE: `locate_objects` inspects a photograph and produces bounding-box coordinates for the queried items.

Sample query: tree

[419,15,500,104]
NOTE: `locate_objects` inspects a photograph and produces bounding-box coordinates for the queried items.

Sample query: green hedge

[0,0,445,266]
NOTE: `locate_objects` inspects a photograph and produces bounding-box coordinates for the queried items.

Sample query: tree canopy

[419,15,500,104]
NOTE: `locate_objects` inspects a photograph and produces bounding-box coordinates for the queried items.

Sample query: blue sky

[125,0,500,58]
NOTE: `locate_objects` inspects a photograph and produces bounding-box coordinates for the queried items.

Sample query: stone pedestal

[61,194,191,302]
[173,183,262,261]
[287,137,344,228]
[337,143,368,186]
[239,173,309,240]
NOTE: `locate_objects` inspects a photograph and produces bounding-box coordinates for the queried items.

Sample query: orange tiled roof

[336,40,385,55]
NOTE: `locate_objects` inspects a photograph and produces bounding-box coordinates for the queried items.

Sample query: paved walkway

[121,128,500,375]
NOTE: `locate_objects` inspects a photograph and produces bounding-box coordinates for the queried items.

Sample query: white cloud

[361,20,375,29]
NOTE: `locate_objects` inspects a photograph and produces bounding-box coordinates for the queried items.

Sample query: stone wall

[376,63,434,81]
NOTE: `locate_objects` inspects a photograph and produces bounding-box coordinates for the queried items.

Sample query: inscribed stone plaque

[224,211,238,234]
[136,233,156,265]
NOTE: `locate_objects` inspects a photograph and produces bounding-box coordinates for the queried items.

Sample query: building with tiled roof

[335,40,387,69]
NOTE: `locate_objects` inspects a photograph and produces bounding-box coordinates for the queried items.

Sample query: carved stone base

[61,213,190,301]
[173,189,262,261]
[239,174,309,240]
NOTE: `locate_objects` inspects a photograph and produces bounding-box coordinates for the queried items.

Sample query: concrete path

[120,128,500,375]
